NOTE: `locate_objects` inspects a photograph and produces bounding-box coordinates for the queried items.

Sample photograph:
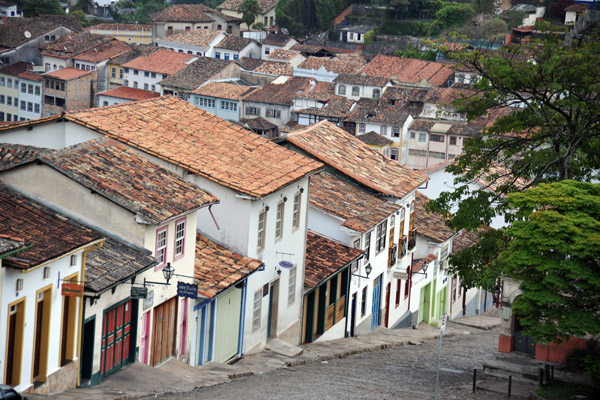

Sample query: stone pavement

[26,315,500,400]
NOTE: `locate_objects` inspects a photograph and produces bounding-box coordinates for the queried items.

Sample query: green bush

[363,29,376,44]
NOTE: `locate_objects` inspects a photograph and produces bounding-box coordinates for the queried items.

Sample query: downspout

[208,204,220,230]
[76,239,104,387]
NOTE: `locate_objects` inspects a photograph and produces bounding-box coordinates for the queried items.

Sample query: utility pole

[434,312,447,400]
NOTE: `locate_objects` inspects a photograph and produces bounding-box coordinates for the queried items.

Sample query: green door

[214,287,242,363]
[418,283,432,324]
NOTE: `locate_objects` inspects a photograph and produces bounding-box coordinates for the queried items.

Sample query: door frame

[80,315,96,383]
[267,279,279,338]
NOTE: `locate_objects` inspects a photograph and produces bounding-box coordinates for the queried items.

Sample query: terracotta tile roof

[43,67,92,81]
[0,62,42,81]
[419,159,453,175]
[381,86,430,107]
[151,4,238,23]
[0,143,44,172]
[408,119,436,132]
[161,30,224,47]
[304,231,363,288]
[219,0,279,13]
[0,16,81,49]
[194,233,263,298]
[345,97,378,120]
[85,238,157,293]
[159,57,232,90]
[452,229,479,254]
[412,253,436,274]
[65,96,323,198]
[565,4,589,12]
[414,192,455,243]
[290,43,328,54]
[244,76,312,105]
[348,102,411,126]
[361,55,454,87]
[310,172,399,233]
[254,61,293,76]
[287,120,428,198]
[35,15,83,32]
[236,56,265,71]
[216,35,255,51]
[98,86,160,101]
[297,56,364,75]
[73,39,131,63]
[261,33,295,46]
[0,235,26,256]
[334,73,389,87]
[240,117,277,130]
[294,81,335,101]
[41,32,113,59]
[42,138,219,224]
[122,48,196,75]
[356,131,393,146]
[268,48,301,60]
[91,23,152,32]
[334,53,366,64]
[0,184,103,270]
[192,81,256,99]
[109,45,159,66]
[295,97,354,119]
[475,163,530,193]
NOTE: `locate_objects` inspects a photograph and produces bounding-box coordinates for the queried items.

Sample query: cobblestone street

[153,322,513,400]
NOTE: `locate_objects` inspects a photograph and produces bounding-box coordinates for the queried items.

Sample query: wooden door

[267,280,279,338]
[140,311,150,364]
[349,292,357,337]
[214,287,242,363]
[371,275,382,330]
[5,312,17,385]
[384,282,391,327]
[151,296,177,366]
[33,300,44,378]
[101,300,135,377]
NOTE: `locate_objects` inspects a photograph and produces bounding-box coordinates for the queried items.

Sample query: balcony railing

[388,245,397,267]
[408,228,417,250]
[400,236,407,258]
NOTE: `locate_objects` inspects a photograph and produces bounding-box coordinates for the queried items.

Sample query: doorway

[514,312,536,356]
[349,292,357,337]
[371,275,382,330]
[267,279,279,338]
[151,296,178,366]
[80,317,95,383]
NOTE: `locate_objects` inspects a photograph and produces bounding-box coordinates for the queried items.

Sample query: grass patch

[535,381,596,400]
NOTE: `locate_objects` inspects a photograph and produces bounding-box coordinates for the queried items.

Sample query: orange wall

[535,336,589,363]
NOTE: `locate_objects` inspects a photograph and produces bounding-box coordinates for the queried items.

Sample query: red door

[101,300,134,378]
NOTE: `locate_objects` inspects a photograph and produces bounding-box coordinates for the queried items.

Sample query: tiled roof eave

[417,231,457,244]
[288,138,426,198]
[85,258,156,294]
[63,114,322,198]
[306,254,362,289]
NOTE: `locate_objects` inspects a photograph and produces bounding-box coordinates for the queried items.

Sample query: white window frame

[257,210,266,251]
[174,218,186,260]
[155,226,168,268]
[292,192,301,230]
[275,202,284,241]
[252,289,262,331]
[288,265,297,306]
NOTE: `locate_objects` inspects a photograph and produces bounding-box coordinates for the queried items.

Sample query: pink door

[141,311,150,364]
[179,297,188,356]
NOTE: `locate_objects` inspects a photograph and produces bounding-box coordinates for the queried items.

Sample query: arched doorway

[513,312,536,356]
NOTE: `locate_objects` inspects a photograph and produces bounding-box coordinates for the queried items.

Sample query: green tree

[70,10,89,27]
[394,43,436,60]
[237,0,261,32]
[363,29,376,45]
[434,2,475,28]
[500,181,600,342]
[14,0,65,17]
[427,27,600,341]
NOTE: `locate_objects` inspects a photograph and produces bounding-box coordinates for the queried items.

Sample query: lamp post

[352,263,372,279]
[144,262,175,287]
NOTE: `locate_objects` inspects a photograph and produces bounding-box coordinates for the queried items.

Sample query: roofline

[0,242,33,259]
[83,258,156,294]
[15,237,105,273]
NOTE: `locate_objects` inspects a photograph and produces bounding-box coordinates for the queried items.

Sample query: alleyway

[152,322,511,400]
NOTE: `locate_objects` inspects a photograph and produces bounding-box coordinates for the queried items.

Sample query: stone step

[477,379,534,399]
[482,356,545,384]
[265,338,303,357]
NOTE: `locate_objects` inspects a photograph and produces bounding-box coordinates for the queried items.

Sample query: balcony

[400,236,407,258]
[408,228,417,250]
[388,245,397,267]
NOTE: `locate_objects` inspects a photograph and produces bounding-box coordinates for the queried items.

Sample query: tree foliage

[276,0,349,36]
[110,0,167,24]
[70,10,89,27]
[394,43,436,61]
[500,181,600,342]
[428,27,600,342]
[238,0,261,31]
[14,0,64,17]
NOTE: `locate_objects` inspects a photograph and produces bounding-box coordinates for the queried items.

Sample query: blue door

[371,275,382,330]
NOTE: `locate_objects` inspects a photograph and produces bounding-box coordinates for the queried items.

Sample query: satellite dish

[24,31,32,39]
[278,261,294,269]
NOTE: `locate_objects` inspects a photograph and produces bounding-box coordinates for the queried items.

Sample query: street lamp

[144,262,175,287]
[352,263,372,279]
[413,262,428,275]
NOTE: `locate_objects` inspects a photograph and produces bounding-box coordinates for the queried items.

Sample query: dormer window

[373,88,380,99]
[338,85,346,95]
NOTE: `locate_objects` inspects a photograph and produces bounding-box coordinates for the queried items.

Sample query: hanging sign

[393,271,409,280]
[62,283,84,297]
[131,286,148,299]
[177,281,198,299]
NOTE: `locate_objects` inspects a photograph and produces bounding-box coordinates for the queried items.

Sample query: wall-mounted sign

[177,281,198,299]
[62,283,83,297]
[143,290,154,310]
[131,286,148,299]
[393,271,409,280]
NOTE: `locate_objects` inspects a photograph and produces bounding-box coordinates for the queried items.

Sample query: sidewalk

[27,316,500,400]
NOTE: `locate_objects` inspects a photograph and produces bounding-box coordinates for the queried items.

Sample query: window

[7,78,12,88]
[27,102,32,112]
[119,69,123,79]
[133,81,138,88]
[35,86,40,96]
[288,265,296,306]
[375,220,387,253]
[275,202,284,240]
[233,54,239,61]
[124,79,129,86]
[246,106,258,116]
[224,53,230,60]
[292,192,301,229]
[103,101,108,106]
[257,210,266,251]
[220,100,237,111]
[144,71,149,77]
[195,97,215,108]
[338,85,346,95]
[34,104,40,113]
[51,35,55,41]
[0,94,4,104]
[404,266,410,299]
[430,134,444,142]
[358,123,365,134]
[252,290,261,331]
[0,77,4,86]
[361,286,368,317]
[45,35,50,41]
[364,231,371,263]
[395,279,402,307]
[155,227,168,267]
[151,72,156,78]
[174,218,186,260]
[215,52,221,59]
[7,96,12,106]
[267,109,281,118]
[28,84,33,94]
[111,67,116,78]
[392,126,400,138]
[133,69,138,76]
[449,136,457,145]
[45,63,50,72]
[380,125,387,135]
[373,88,380,99]
[418,133,427,142]
[264,47,270,55]
[0,112,3,120]
[390,148,399,161]
[352,86,360,96]
[21,83,26,92]
[75,63,81,69]
[144,83,148,90]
